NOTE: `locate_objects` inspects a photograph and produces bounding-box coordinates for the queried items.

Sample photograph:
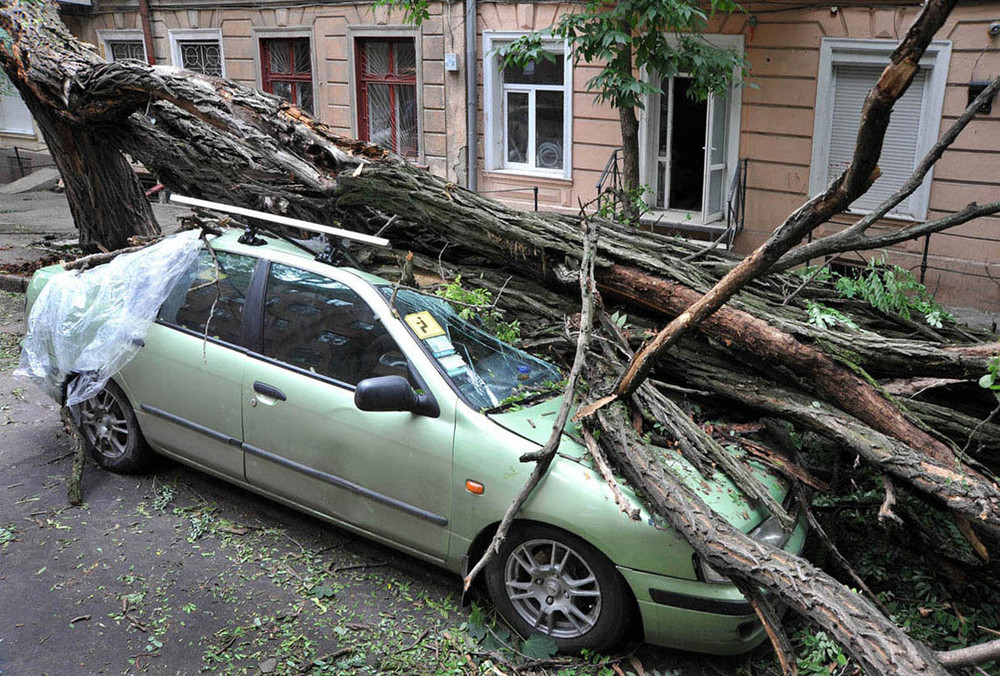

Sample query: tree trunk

[0,6,159,252]
[615,42,642,222]
[35,113,159,252]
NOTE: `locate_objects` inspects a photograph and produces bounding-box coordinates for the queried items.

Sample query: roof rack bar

[169,194,391,248]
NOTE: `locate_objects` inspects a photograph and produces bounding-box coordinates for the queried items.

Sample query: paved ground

[0,196,748,675]
[0,191,189,272]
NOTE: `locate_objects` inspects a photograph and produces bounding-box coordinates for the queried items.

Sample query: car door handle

[253,381,287,402]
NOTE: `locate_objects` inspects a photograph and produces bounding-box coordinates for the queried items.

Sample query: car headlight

[696,556,731,584]
[696,504,797,584]
[748,512,791,549]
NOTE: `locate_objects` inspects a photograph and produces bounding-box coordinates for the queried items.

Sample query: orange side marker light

[466,480,484,495]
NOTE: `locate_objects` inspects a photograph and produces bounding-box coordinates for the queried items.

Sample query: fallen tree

[4,1,1000,672]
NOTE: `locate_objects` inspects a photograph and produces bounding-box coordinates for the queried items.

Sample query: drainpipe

[465,0,477,192]
[138,0,156,66]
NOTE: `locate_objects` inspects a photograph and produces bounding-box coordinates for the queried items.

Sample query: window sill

[640,210,727,232]
[483,168,572,185]
[841,208,923,224]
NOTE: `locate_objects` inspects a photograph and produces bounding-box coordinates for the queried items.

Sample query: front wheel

[72,380,152,474]
[485,523,631,652]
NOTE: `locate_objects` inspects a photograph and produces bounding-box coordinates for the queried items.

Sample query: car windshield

[380,287,563,410]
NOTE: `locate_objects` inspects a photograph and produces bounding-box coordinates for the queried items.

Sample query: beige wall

[65,1,1000,311]
[67,1,468,184]
[728,4,1000,311]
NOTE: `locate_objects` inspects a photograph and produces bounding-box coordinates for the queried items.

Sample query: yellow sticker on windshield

[405,311,445,339]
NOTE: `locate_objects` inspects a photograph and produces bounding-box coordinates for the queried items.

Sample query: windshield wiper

[481,388,563,415]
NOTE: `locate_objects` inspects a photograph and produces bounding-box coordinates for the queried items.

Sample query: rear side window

[261,263,408,386]
[159,249,256,345]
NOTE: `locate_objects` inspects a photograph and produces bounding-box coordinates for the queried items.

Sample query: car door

[241,260,455,560]
[119,248,258,479]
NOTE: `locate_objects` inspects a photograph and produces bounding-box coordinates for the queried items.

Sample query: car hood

[488,395,788,532]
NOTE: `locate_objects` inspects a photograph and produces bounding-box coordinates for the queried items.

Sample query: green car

[26,229,805,654]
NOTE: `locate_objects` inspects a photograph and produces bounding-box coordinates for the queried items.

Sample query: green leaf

[979,374,995,389]
[309,584,336,599]
[520,634,558,659]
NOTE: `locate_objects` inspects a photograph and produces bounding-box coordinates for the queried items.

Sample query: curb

[0,275,28,294]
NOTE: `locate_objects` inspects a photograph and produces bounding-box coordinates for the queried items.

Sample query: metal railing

[596,148,624,215]
[477,185,539,211]
[5,145,57,181]
[725,157,749,248]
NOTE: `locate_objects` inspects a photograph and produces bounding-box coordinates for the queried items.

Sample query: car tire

[71,380,153,474]
[485,523,631,652]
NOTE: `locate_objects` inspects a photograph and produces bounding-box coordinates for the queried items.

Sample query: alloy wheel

[503,538,602,639]
[77,389,131,460]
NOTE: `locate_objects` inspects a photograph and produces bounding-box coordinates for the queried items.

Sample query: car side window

[159,249,255,345]
[262,263,410,386]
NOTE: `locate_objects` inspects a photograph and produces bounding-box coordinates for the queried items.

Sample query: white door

[702,91,729,223]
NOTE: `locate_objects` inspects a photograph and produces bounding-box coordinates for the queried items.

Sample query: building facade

[13,1,1000,310]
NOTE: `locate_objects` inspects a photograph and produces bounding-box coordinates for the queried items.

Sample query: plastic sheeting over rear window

[17,231,203,406]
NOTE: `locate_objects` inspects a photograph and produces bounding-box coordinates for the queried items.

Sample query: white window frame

[638,33,744,226]
[346,26,425,163]
[483,31,573,180]
[808,38,951,221]
[0,70,34,136]
[96,29,147,63]
[168,28,226,78]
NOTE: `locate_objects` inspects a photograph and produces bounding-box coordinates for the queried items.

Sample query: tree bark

[615,41,641,222]
[0,2,159,252]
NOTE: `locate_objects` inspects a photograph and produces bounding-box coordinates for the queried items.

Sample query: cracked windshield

[381,287,562,410]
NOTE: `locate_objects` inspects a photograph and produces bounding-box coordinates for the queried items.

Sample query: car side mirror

[354,375,439,417]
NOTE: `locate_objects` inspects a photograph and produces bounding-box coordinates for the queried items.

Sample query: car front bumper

[618,509,807,654]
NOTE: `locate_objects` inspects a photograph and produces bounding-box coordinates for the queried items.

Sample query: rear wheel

[485,523,631,652]
[73,380,152,474]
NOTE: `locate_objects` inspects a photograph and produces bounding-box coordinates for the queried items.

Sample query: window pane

[180,41,222,76]
[268,41,291,74]
[707,167,724,215]
[297,82,314,115]
[109,40,145,62]
[506,92,529,164]
[394,40,417,77]
[395,84,418,157]
[364,41,390,77]
[656,160,666,208]
[367,83,393,150]
[668,77,706,211]
[159,250,255,345]
[657,77,670,156]
[263,264,403,385]
[271,81,292,102]
[0,70,33,134]
[293,40,312,74]
[710,93,728,165]
[503,55,563,86]
[534,90,563,169]
[829,64,924,213]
